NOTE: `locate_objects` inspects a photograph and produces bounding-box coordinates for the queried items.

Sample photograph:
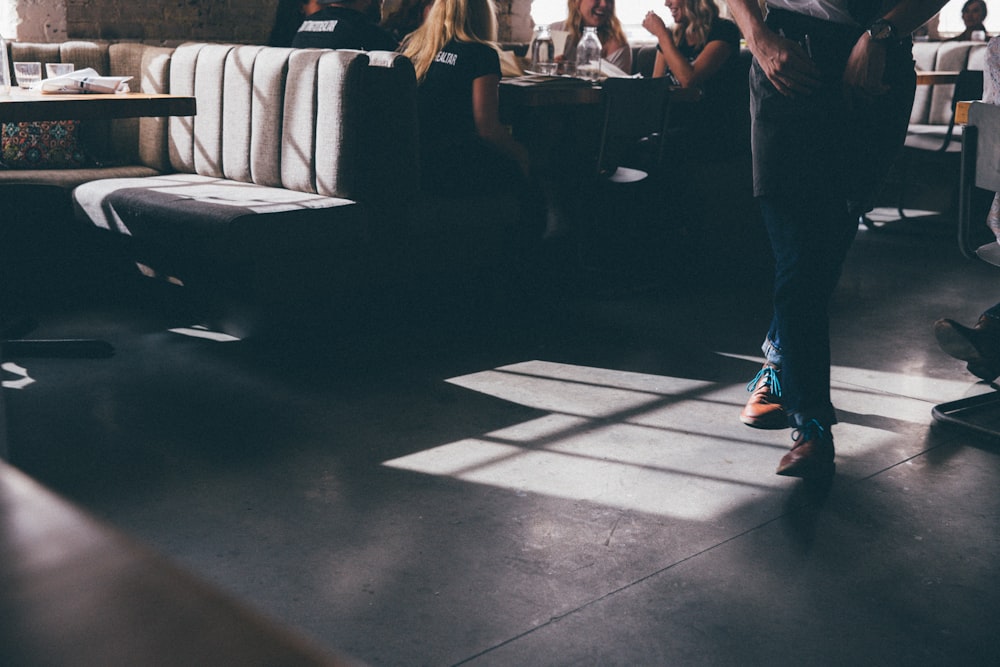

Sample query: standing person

[728,0,949,478]
[949,0,989,41]
[552,0,633,74]
[642,0,739,89]
[291,0,399,50]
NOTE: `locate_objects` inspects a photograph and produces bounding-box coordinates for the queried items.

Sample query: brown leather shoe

[776,420,835,478]
[740,364,787,429]
[934,316,1000,382]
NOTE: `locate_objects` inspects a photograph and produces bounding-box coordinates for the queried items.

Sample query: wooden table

[915,70,960,86]
[0,460,353,666]
[499,76,701,175]
[0,87,197,359]
[499,76,603,116]
[0,88,197,122]
[956,100,975,125]
[499,75,701,117]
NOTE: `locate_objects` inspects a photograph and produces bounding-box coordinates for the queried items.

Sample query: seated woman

[641,0,738,89]
[949,0,989,41]
[641,0,741,158]
[551,0,633,75]
[401,0,530,197]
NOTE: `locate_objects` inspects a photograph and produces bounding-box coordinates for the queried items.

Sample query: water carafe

[531,25,556,75]
[575,26,602,81]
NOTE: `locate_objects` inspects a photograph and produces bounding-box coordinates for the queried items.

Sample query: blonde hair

[671,0,720,51]
[401,0,499,81]
[564,0,628,54]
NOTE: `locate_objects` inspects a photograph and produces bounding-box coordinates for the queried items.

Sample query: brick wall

[10,0,535,44]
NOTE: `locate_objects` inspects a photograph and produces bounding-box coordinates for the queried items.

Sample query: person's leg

[756,192,857,476]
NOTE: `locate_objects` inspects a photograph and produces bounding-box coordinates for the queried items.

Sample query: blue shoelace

[746,366,782,397]
[791,418,828,445]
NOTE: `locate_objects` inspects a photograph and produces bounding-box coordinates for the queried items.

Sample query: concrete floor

[4,208,1000,666]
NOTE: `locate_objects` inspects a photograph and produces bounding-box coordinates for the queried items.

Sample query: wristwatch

[867,18,899,42]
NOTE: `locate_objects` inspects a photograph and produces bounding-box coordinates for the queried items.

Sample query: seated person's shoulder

[710,18,741,47]
[292,4,398,50]
[450,40,500,61]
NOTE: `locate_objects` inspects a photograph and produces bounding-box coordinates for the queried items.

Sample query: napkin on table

[40,67,132,94]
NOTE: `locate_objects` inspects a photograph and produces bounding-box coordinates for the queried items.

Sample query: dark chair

[594,76,677,183]
[579,77,678,274]
[631,45,658,78]
[894,68,984,220]
[932,101,1000,438]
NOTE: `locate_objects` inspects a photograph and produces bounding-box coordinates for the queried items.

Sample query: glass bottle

[531,25,556,75]
[575,26,602,81]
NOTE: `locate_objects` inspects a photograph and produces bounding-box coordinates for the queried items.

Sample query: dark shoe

[933,316,1000,382]
[740,364,787,429]
[776,419,835,478]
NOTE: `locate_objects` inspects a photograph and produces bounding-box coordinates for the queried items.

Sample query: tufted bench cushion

[74,45,417,264]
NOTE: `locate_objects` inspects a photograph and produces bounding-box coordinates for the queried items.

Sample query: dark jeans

[760,194,859,427]
[751,9,916,429]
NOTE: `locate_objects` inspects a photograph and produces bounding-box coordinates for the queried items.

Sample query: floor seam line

[450,510,796,666]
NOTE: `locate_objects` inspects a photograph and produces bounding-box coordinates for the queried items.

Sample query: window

[531,0,671,44]
[936,0,1000,36]
[531,1,1000,44]
[1,0,17,42]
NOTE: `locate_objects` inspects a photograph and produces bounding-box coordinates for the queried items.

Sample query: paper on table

[599,60,640,79]
[499,49,526,77]
[40,67,132,94]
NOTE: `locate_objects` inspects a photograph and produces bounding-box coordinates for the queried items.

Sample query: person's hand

[642,11,669,39]
[751,29,821,96]
[843,32,889,104]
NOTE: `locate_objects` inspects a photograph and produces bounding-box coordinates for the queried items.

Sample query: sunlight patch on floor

[1,362,35,390]
[383,359,980,520]
[167,325,241,342]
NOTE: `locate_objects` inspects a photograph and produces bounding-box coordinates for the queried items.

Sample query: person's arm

[842,1,951,96]
[471,73,530,175]
[652,51,667,78]
[726,0,820,96]
[642,13,733,88]
[662,39,733,88]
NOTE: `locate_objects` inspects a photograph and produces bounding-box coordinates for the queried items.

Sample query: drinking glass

[13,62,42,89]
[46,63,75,78]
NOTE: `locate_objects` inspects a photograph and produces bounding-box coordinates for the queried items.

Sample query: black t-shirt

[661,19,740,88]
[417,39,501,146]
[291,6,399,51]
[416,40,522,195]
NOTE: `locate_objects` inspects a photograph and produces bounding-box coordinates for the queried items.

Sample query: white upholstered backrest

[910,41,988,125]
[166,43,419,203]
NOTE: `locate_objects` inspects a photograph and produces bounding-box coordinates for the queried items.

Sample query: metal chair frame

[932,101,1000,438]
[895,68,984,220]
